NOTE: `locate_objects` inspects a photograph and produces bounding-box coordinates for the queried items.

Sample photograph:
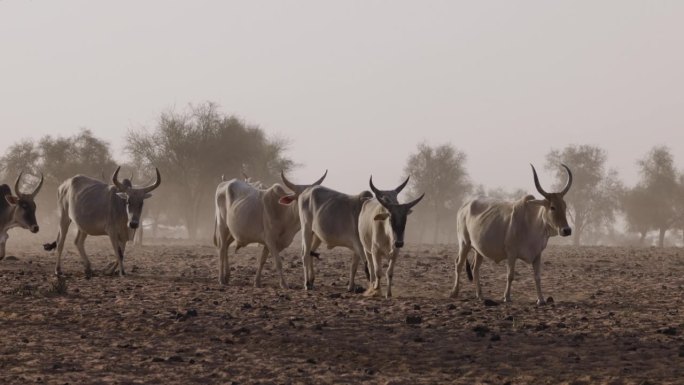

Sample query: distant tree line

[1,101,683,246]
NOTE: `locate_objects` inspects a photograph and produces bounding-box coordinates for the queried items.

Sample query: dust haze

[1,3,684,384]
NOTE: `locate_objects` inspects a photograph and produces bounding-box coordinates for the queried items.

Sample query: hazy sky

[1,1,683,194]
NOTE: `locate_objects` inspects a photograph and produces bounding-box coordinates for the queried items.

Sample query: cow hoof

[385,292,392,299]
[448,290,458,299]
[84,269,93,279]
[254,282,262,288]
[503,297,512,303]
[536,299,546,306]
[305,283,314,291]
[54,270,63,277]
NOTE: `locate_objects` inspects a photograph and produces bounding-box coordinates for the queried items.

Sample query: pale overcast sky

[1,1,683,193]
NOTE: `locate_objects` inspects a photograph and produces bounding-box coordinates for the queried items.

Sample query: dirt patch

[1,239,683,384]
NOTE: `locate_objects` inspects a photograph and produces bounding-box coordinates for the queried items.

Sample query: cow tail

[465,258,473,281]
[212,217,219,248]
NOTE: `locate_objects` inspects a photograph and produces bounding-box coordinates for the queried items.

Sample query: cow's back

[222,179,265,245]
[458,197,513,263]
[62,175,115,236]
[305,186,361,249]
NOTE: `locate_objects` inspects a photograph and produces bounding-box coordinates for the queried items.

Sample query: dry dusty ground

[0,237,683,385]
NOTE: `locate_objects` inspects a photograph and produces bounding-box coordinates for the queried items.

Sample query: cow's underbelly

[471,241,508,263]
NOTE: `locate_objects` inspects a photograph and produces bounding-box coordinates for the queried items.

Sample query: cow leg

[219,234,233,285]
[371,249,382,291]
[472,252,483,299]
[532,255,545,305]
[254,245,269,288]
[0,233,7,261]
[348,241,366,292]
[54,215,71,276]
[107,236,126,277]
[503,258,516,302]
[270,246,289,290]
[362,250,378,296]
[449,242,470,298]
[300,227,314,290]
[74,230,93,278]
[385,250,398,298]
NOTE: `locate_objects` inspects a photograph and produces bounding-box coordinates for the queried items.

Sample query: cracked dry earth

[1,238,683,384]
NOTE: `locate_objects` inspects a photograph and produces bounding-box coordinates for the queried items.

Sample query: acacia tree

[0,129,117,227]
[630,146,681,247]
[545,145,622,246]
[403,142,472,244]
[126,102,295,239]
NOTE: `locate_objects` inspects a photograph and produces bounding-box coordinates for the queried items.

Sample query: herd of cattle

[0,164,573,303]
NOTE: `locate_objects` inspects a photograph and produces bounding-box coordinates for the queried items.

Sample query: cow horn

[14,172,23,196]
[405,193,425,209]
[530,164,550,199]
[312,170,327,186]
[141,168,161,193]
[280,171,297,192]
[560,163,573,196]
[112,166,126,191]
[369,176,382,197]
[30,173,44,197]
[395,176,410,194]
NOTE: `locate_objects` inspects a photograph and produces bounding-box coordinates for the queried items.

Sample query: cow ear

[279,194,296,205]
[526,199,546,207]
[374,213,390,221]
[116,192,128,200]
[144,193,152,199]
[5,195,18,205]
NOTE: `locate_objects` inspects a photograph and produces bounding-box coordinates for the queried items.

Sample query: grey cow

[450,164,573,305]
[0,173,43,260]
[44,166,161,277]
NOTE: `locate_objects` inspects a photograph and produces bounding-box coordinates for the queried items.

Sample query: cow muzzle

[394,241,404,248]
[30,225,39,234]
[129,221,139,229]
[560,227,572,237]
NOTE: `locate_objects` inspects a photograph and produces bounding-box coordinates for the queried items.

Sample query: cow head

[529,164,573,237]
[5,172,43,233]
[278,170,328,205]
[113,166,161,229]
[370,177,425,248]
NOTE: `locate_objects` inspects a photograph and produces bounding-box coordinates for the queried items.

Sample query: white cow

[213,171,327,287]
[44,166,161,277]
[450,164,573,305]
[292,185,375,291]
[358,177,424,297]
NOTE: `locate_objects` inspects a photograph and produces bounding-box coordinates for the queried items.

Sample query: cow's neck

[0,205,14,233]
[110,190,130,238]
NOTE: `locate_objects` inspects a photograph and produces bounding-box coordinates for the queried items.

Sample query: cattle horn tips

[560,163,573,196]
[395,176,410,193]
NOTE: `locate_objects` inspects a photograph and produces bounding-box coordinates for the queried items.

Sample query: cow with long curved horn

[0,172,43,261]
[369,175,410,205]
[360,176,425,297]
[450,164,573,306]
[44,166,161,278]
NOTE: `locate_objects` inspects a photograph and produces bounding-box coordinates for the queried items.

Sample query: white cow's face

[541,193,571,237]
